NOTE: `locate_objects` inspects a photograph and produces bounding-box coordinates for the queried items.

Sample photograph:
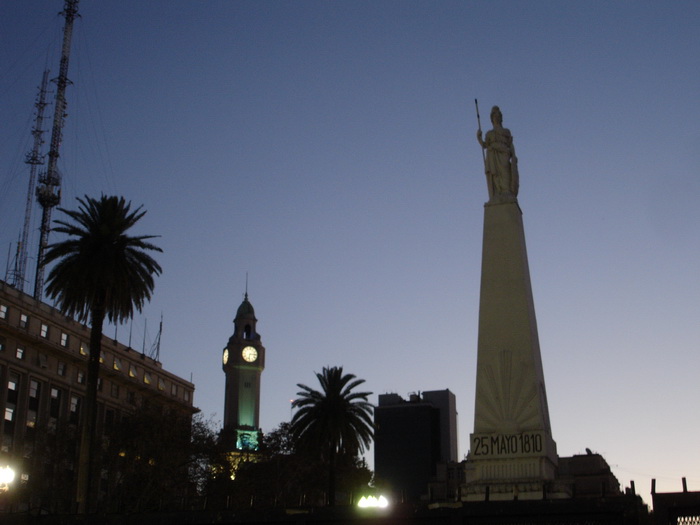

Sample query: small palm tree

[291,366,373,505]
[42,195,162,513]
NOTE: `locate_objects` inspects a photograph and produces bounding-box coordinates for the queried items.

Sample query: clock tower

[222,293,265,451]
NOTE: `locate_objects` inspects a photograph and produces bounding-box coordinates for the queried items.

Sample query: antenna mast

[34,0,79,300]
[9,70,50,292]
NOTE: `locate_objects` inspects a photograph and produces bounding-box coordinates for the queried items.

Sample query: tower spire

[34,0,79,300]
[9,70,50,292]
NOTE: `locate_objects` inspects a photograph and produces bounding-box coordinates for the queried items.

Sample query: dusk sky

[1,1,698,505]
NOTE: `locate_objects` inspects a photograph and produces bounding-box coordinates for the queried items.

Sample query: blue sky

[1,1,699,505]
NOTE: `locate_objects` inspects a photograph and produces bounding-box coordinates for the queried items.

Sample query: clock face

[241,346,258,363]
[222,348,229,365]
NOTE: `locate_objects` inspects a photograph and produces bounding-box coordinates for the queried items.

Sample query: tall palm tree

[291,366,373,505]
[42,195,162,513]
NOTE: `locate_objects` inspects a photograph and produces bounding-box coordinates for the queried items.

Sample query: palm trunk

[328,446,336,506]
[76,304,105,514]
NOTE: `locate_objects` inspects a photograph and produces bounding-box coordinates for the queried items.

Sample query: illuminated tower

[222,293,265,451]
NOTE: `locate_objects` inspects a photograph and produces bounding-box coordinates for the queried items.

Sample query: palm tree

[42,195,162,513]
[291,366,374,505]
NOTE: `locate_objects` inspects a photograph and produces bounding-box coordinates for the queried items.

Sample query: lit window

[16,346,25,360]
[51,387,59,399]
[113,358,122,371]
[19,313,28,328]
[60,333,69,347]
[4,407,14,422]
[129,365,137,378]
[26,410,37,428]
[70,395,80,413]
[40,323,49,338]
[79,343,88,356]
[57,362,67,376]
[0,304,7,319]
[7,377,17,391]
[77,371,85,384]
[143,373,152,385]
[99,352,105,364]
[158,378,165,391]
[29,380,39,398]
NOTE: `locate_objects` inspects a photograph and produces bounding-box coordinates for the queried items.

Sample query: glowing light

[357,495,389,508]
[0,466,15,493]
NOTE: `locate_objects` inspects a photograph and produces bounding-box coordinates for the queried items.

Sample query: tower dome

[236,293,256,320]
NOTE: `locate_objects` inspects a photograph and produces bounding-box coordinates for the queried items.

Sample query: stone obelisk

[463,106,559,501]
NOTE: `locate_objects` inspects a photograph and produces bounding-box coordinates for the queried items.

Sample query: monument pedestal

[462,201,564,501]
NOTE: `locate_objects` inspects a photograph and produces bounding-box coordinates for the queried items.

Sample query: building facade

[0,280,195,510]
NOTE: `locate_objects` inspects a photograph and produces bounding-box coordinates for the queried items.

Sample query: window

[29,380,40,398]
[99,352,105,364]
[184,390,190,402]
[50,387,61,419]
[158,378,165,391]
[40,323,49,338]
[16,346,25,360]
[113,358,122,371]
[129,365,137,378]
[19,313,28,328]
[69,395,81,423]
[57,362,67,376]
[60,332,69,347]
[0,336,5,352]
[0,304,7,319]
[111,383,119,398]
[26,410,37,428]
[79,343,88,356]
[7,375,18,393]
[4,407,14,422]
[170,384,177,396]
[77,370,85,384]
[143,372,152,385]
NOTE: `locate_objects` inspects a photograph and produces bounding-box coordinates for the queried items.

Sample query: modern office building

[0,279,195,509]
[374,389,457,501]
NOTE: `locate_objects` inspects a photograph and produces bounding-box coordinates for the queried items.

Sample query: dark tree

[42,195,162,513]
[291,366,374,505]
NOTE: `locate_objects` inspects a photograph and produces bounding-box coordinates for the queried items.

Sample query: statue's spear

[475,99,486,166]
[475,99,492,200]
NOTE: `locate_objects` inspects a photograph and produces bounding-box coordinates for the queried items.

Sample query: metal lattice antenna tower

[34,0,79,301]
[9,70,50,292]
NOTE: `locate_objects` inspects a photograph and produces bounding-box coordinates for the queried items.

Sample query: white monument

[463,106,564,501]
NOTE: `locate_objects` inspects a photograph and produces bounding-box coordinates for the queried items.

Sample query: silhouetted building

[374,389,457,501]
[0,280,195,510]
[558,451,622,498]
[652,478,700,525]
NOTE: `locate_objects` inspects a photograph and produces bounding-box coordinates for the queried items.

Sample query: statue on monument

[476,105,519,203]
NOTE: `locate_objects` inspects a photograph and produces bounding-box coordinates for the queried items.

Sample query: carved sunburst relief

[475,349,542,433]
